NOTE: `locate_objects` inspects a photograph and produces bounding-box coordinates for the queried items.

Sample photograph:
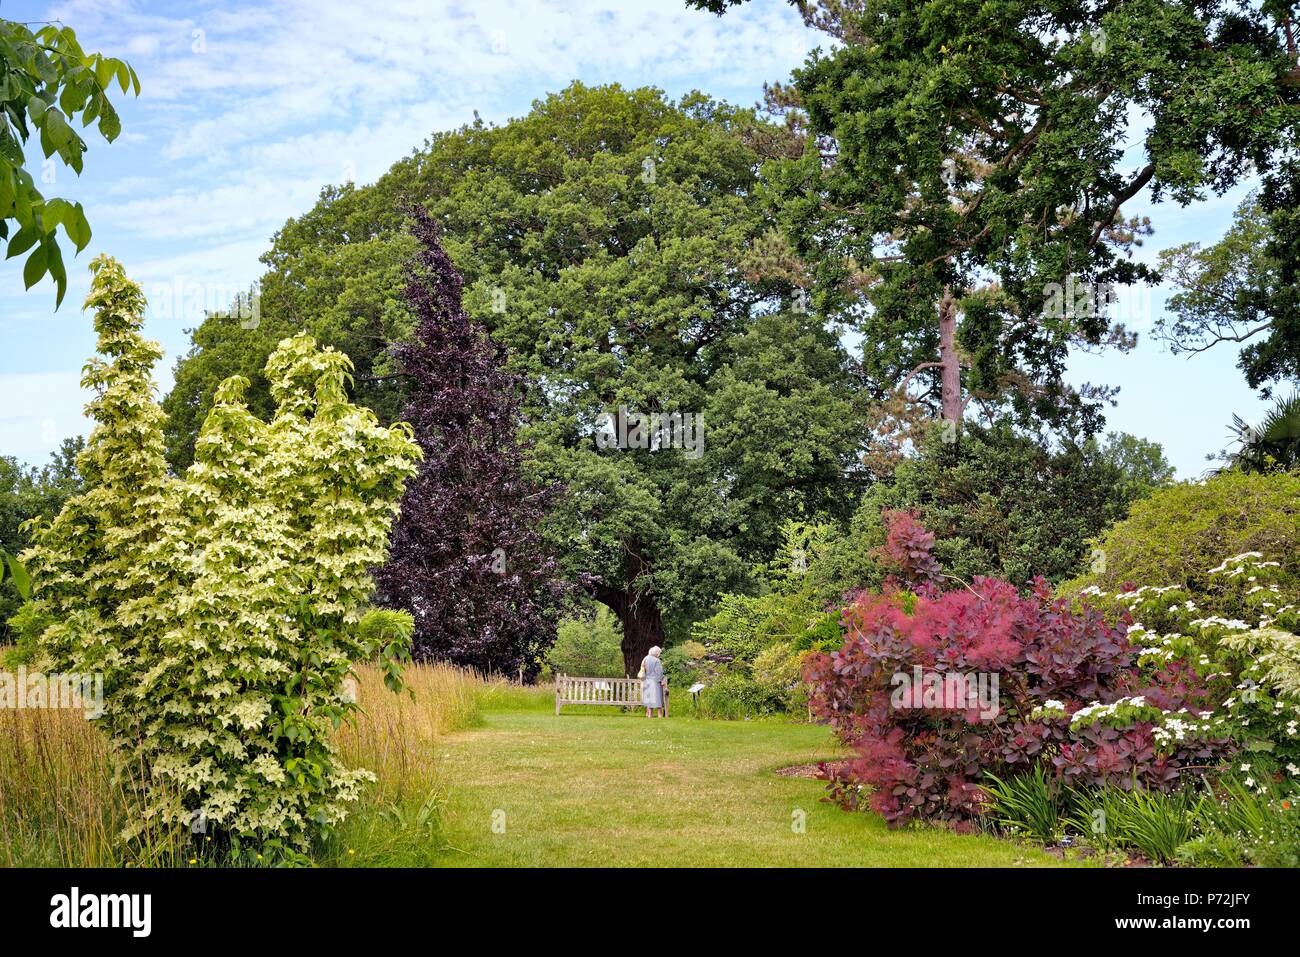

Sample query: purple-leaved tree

[375,209,572,678]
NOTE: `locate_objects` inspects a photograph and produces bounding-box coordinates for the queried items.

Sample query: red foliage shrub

[804,511,1229,828]
[879,508,943,596]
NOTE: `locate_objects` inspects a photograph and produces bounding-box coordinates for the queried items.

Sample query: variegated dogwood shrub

[17,255,421,854]
[1078,551,1300,793]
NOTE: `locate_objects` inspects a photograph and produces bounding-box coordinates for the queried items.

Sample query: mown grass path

[431,708,1068,867]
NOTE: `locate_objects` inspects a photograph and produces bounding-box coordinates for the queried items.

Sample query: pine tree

[375,210,571,678]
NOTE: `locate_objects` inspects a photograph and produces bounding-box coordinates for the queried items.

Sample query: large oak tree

[164,83,867,673]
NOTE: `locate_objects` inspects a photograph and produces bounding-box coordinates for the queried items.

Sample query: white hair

[648,646,662,657]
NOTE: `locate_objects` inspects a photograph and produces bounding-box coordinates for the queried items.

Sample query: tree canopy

[691,0,1300,437]
[0,437,82,643]
[1158,193,1300,395]
[164,82,868,670]
[836,421,1170,590]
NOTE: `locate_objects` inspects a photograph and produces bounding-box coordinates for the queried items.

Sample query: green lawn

[430,706,1072,867]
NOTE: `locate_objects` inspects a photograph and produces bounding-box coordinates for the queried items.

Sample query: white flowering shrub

[1077,552,1300,790]
[18,256,421,856]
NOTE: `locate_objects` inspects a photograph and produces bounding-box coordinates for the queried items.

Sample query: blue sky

[0,0,1276,476]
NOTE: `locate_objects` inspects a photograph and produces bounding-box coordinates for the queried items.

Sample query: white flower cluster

[1135,629,1189,664]
[1064,695,1216,748]
[1116,584,1180,607]
[1208,552,1265,575]
[1068,695,1150,729]
[1190,616,1252,632]
[1079,549,1300,776]
[1154,714,1206,748]
[1029,699,1068,720]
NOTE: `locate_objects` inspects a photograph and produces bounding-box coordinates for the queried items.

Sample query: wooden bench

[555,675,643,714]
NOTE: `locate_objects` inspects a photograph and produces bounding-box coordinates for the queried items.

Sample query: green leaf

[93,56,115,91]
[64,203,91,251]
[59,77,87,116]
[0,129,23,165]
[7,555,31,601]
[82,91,101,128]
[98,100,121,142]
[6,223,39,259]
[43,197,73,230]
[41,108,82,171]
[22,244,47,289]
[46,239,67,307]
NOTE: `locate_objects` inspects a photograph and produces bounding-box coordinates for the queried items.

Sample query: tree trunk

[592,583,666,677]
[937,286,963,423]
[618,596,666,677]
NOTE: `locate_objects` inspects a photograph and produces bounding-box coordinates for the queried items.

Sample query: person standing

[640,646,666,718]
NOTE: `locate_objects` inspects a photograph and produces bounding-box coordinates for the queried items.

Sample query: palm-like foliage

[1225,393,1300,474]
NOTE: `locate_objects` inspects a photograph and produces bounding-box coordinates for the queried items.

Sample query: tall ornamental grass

[0,660,486,867]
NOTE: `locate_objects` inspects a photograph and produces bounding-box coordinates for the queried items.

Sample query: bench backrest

[555,675,642,713]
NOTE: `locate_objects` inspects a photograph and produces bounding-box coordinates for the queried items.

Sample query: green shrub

[688,585,835,718]
[692,594,780,664]
[1070,550,1300,781]
[0,443,82,646]
[692,591,839,664]
[1064,470,1300,596]
[1068,786,1198,863]
[3,601,48,665]
[797,508,887,604]
[843,421,1163,589]
[357,609,416,692]
[1185,775,1300,867]
[696,673,778,720]
[1116,789,1199,864]
[660,640,705,688]
[758,520,845,602]
[1065,786,1124,854]
[684,525,843,720]
[751,642,809,712]
[1174,830,1247,867]
[545,607,624,678]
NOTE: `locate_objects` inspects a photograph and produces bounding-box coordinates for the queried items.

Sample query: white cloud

[51,0,816,158]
